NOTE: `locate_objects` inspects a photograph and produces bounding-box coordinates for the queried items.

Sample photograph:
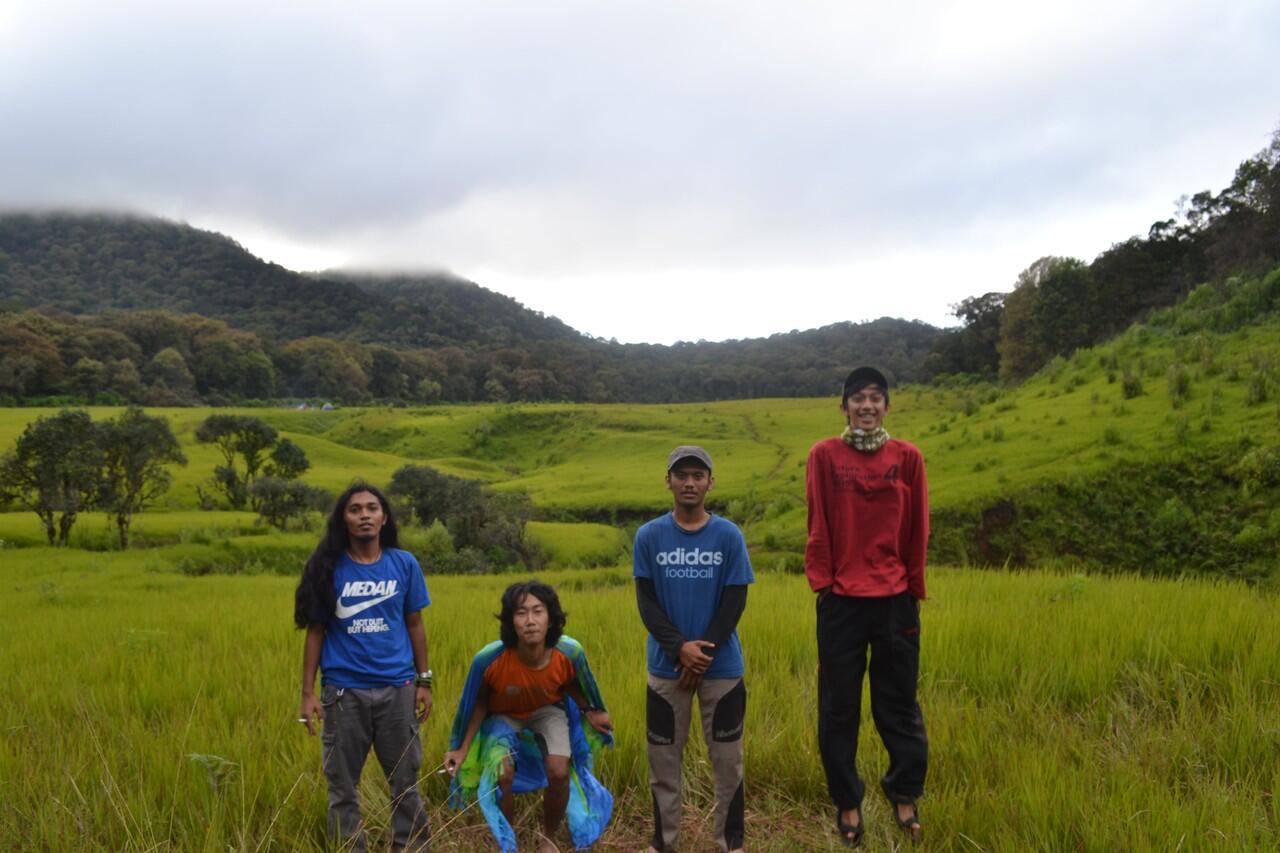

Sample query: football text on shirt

[655,547,724,579]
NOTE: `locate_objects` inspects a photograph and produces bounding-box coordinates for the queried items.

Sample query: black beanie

[841,366,890,406]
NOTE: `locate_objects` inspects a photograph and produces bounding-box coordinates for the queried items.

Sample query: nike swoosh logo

[335,591,397,619]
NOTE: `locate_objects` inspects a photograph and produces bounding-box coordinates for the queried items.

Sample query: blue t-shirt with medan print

[320,548,431,689]
[633,513,754,679]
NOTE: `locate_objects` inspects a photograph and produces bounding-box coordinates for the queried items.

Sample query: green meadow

[1,548,1277,851]
[3,273,1280,849]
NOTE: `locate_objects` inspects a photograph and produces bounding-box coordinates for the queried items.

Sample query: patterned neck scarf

[841,425,890,453]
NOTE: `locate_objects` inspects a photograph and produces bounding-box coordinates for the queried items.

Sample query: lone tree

[98,407,187,548]
[195,414,278,509]
[0,409,101,545]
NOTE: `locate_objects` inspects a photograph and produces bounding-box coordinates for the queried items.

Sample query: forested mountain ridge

[0,213,941,404]
[0,213,583,348]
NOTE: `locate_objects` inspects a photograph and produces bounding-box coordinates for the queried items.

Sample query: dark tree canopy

[266,438,310,480]
[0,409,102,545]
[195,415,280,509]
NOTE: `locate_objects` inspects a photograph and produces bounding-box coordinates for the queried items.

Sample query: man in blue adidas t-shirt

[296,483,432,852]
[635,445,754,853]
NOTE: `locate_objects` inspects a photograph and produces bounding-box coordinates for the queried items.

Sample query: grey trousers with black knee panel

[646,674,746,853]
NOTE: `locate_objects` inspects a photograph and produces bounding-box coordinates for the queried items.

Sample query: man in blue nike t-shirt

[295,483,432,852]
[634,446,753,853]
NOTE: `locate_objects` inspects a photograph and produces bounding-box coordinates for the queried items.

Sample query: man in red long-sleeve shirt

[806,366,928,846]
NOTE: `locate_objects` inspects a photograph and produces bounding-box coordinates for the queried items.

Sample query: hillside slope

[0,212,582,348]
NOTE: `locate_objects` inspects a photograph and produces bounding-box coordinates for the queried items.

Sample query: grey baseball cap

[666,445,713,472]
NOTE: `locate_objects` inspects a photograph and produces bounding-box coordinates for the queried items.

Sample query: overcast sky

[2,1,1277,343]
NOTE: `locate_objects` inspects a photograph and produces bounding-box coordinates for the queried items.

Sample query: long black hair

[497,581,567,649]
[293,482,400,629]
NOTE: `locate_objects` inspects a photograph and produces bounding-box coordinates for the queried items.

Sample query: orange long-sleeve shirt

[804,437,929,600]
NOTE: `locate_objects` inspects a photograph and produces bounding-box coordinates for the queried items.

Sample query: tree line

[0,306,937,406]
[924,126,1280,383]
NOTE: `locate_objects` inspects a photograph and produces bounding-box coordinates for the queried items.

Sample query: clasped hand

[676,639,715,689]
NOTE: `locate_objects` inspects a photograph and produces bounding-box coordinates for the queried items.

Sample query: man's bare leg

[538,755,570,852]
[497,758,515,827]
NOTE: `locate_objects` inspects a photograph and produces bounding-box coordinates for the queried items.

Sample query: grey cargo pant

[321,682,430,852]
[646,674,747,852]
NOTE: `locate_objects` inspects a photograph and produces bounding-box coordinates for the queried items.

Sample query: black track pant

[816,591,927,811]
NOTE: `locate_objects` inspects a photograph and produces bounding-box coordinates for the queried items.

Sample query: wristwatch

[415,670,433,688]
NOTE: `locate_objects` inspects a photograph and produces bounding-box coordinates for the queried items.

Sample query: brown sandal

[893,803,922,844]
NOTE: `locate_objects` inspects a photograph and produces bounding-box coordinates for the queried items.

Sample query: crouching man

[445,581,614,853]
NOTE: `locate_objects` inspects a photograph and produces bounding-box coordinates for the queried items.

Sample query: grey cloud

[1,0,1278,333]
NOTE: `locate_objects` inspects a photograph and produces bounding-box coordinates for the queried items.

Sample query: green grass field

[1,546,1276,851]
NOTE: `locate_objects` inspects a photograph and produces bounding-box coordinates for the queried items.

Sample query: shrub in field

[1046,356,1068,383]
[1232,523,1271,558]
[1245,371,1269,406]
[250,476,329,531]
[389,464,541,571]
[168,539,310,576]
[1121,371,1144,399]
[1166,363,1191,408]
[401,518,455,567]
[1173,416,1190,445]
[1231,446,1280,497]
[1205,386,1224,415]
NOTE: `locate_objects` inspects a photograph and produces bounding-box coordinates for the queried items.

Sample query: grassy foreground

[1,548,1277,851]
